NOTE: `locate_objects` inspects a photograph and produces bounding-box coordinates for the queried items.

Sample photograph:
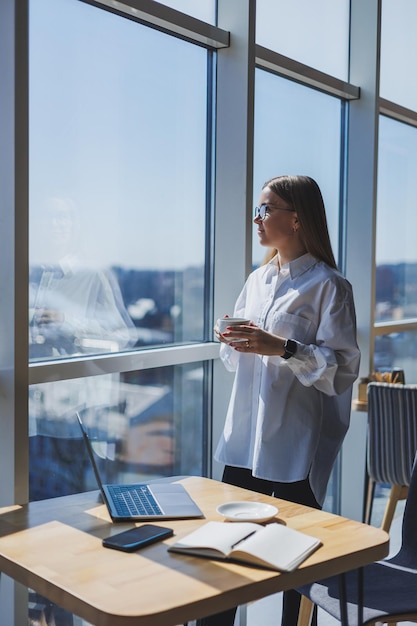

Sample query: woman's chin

[257,234,270,247]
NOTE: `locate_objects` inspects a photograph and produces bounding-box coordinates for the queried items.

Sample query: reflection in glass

[29,197,136,359]
[29,363,205,501]
[376,116,417,322]
[29,0,208,359]
[253,70,342,267]
[256,0,349,80]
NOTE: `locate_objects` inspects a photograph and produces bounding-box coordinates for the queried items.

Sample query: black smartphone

[102,524,174,552]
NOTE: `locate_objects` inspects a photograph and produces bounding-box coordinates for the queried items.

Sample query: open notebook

[169,521,321,571]
[75,412,203,521]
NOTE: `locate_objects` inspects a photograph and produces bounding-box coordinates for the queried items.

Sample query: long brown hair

[261,175,338,270]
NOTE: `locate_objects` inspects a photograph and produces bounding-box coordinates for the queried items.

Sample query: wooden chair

[297,452,417,626]
[364,383,417,532]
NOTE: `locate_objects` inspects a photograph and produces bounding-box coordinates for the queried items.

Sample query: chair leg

[364,477,376,524]
[297,596,314,626]
[381,484,405,533]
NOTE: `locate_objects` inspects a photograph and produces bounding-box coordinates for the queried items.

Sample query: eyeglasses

[254,204,294,220]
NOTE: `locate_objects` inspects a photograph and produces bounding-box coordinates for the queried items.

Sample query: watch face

[283,339,297,359]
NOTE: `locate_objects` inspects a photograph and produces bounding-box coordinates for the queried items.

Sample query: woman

[201,175,360,626]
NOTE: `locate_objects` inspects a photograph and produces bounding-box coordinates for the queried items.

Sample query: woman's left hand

[227,323,286,356]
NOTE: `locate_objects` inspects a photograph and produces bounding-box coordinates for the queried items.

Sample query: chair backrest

[367,382,417,486]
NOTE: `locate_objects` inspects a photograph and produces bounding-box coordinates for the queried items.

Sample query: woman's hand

[227,323,286,356]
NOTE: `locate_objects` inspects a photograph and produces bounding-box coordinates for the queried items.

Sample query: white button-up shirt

[214,253,361,505]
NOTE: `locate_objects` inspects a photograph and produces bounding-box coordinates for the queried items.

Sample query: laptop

[75,412,203,522]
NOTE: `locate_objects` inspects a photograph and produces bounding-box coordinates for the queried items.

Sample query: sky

[29,0,417,271]
[30,0,208,271]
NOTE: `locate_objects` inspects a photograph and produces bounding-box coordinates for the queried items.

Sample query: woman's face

[254,187,297,249]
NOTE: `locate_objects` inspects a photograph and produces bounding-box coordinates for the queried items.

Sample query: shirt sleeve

[287,278,360,396]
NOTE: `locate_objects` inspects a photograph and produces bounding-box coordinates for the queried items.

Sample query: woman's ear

[292,213,300,233]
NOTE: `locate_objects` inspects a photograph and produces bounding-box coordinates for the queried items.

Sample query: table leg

[338,573,349,626]
[357,568,363,625]
[338,568,364,626]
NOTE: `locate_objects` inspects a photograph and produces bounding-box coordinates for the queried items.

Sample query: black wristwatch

[281,339,297,360]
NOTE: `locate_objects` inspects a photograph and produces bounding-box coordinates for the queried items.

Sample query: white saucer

[216,501,278,523]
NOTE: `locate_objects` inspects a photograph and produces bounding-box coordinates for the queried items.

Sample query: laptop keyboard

[109,484,163,516]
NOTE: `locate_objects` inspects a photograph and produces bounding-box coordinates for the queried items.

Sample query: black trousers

[196,466,320,626]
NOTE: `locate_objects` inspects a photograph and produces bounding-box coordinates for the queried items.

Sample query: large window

[28,0,214,504]
[29,363,206,500]
[380,0,417,110]
[371,1,417,382]
[253,69,344,512]
[253,70,342,267]
[256,0,350,80]
[376,116,417,323]
[30,0,209,362]
[374,114,417,380]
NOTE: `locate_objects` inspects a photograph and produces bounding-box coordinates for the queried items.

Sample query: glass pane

[376,116,417,322]
[156,0,215,23]
[380,0,417,111]
[29,0,208,361]
[29,363,205,501]
[253,70,342,267]
[374,332,417,383]
[256,0,349,80]
[253,71,343,514]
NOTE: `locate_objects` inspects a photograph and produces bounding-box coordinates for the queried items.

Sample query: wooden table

[0,476,389,626]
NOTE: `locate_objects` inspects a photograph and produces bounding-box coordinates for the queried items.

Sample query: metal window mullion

[210,0,256,481]
[0,0,29,508]
[374,318,417,336]
[29,343,221,385]
[1,1,30,624]
[255,45,360,101]
[379,97,417,129]
[79,0,229,50]
[201,50,217,478]
[204,50,216,343]
[345,0,381,377]
[340,0,382,524]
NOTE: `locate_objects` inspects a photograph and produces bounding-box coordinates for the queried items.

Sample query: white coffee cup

[216,317,250,340]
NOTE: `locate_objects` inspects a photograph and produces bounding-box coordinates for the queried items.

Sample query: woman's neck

[277,243,308,267]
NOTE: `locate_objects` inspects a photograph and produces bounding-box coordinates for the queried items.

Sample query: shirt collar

[267,252,317,279]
